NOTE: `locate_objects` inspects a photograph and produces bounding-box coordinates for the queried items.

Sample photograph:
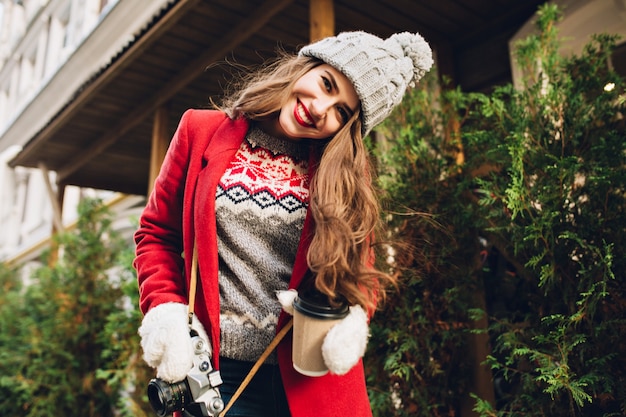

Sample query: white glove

[277,289,370,375]
[138,302,210,382]
[321,304,369,375]
[276,289,297,315]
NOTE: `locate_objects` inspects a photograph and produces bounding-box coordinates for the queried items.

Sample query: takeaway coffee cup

[292,291,349,376]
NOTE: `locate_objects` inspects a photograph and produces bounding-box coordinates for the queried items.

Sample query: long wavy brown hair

[219,53,396,311]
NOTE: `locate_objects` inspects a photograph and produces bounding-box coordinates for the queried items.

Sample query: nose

[309,97,334,119]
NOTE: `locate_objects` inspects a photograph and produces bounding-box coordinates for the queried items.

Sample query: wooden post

[39,163,66,265]
[309,0,334,42]
[148,105,170,196]
[459,285,497,416]
[39,162,65,233]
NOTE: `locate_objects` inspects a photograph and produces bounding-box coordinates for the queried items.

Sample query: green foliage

[96,236,153,417]
[367,3,626,416]
[365,72,489,416]
[0,198,151,416]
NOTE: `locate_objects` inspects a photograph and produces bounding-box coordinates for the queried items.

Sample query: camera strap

[188,242,199,327]
[221,318,293,416]
[188,239,294,416]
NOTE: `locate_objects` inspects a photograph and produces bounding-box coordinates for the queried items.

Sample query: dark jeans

[218,357,291,417]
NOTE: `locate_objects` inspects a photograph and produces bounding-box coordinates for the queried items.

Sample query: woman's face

[273,64,360,141]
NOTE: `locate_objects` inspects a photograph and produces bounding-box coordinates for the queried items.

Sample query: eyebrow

[324,70,356,117]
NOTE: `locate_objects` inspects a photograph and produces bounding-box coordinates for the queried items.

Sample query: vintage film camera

[147,330,224,417]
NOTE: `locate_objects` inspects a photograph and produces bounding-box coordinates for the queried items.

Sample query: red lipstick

[294,100,315,128]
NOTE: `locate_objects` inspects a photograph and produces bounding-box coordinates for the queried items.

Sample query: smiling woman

[269,64,360,141]
[134,31,432,417]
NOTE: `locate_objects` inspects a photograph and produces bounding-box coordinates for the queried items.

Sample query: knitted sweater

[215,126,310,363]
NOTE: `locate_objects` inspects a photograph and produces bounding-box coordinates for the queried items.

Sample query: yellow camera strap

[221,319,293,416]
[188,242,199,327]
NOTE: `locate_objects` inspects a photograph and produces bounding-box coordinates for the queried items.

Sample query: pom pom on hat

[299,31,433,136]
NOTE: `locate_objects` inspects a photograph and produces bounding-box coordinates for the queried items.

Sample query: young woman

[135,31,433,417]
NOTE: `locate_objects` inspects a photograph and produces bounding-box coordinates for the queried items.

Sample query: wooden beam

[56,0,294,187]
[148,105,170,195]
[310,0,335,42]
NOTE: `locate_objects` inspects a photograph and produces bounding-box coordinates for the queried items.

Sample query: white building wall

[0,0,106,132]
[0,0,151,265]
[510,0,626,88]
[0,146,21,259]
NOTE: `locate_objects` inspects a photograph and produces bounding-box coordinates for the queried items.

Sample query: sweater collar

[246,124,310,162]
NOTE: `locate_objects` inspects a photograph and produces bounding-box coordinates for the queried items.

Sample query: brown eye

[322,76,332,92]
[337,107,349,124]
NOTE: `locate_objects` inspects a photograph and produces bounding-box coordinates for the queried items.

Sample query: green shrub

[0,198,151,416]
[367,4,626,417]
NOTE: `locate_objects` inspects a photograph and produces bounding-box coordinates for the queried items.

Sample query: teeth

[297,103,312,126]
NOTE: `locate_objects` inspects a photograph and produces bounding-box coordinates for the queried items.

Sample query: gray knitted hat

[299,31,433,136]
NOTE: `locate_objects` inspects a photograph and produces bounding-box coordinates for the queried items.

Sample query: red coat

[134,109,373,417]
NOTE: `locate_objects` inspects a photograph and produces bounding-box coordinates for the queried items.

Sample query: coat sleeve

[134,110,196,314]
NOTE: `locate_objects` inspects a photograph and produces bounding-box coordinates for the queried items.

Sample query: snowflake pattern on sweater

[216,141,309,216]
[215,126,310,363]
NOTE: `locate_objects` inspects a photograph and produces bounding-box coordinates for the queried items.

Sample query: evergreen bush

[0,198,151,416]
[366,4,626,416]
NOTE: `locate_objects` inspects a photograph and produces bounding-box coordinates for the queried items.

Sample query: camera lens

[147,378,191,416]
